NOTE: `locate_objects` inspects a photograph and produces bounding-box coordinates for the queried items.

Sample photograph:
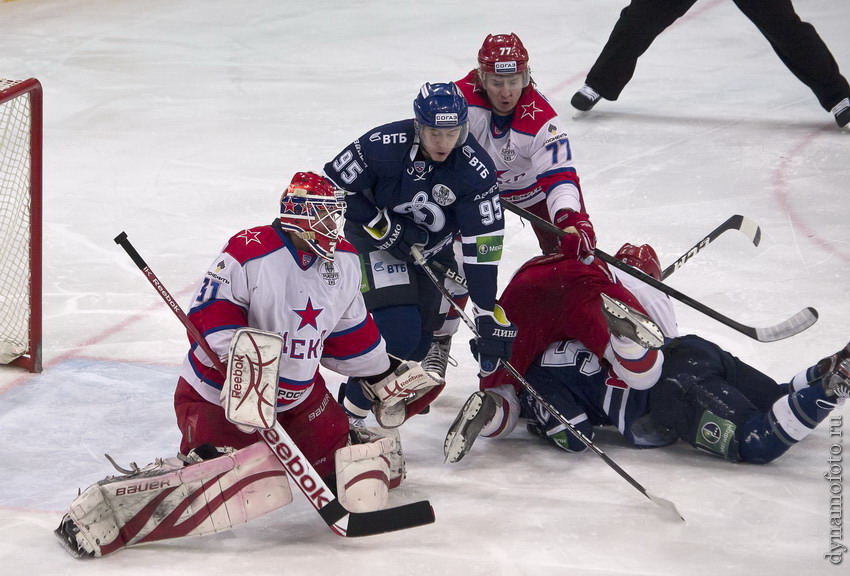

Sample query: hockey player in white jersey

[55,172,442,558]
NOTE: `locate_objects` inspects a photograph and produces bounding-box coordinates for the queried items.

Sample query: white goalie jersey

[179,223,390,413]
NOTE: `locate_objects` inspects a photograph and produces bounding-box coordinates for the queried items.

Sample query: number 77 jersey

[455,71,585,218]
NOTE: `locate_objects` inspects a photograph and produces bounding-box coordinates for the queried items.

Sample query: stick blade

[345,501,435,537]
[645,490,686,523]
[753,307,819,342]
[735,215,761,247]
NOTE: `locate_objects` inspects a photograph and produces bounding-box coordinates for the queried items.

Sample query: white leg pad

[64,441,292,557]
[335,435,399,513]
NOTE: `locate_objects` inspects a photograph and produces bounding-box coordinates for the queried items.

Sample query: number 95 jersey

[323,119,505,310]
[325,119,504,257]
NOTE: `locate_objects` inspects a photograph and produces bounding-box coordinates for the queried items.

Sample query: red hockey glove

[554,210,596,264]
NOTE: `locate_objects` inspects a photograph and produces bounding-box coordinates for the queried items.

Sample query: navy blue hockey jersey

[323,119,505,311]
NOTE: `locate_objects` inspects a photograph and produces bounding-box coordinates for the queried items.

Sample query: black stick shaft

[501,202,816,342]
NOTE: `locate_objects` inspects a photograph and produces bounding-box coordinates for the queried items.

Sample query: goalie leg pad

[58,441,292,558]
[335,432,403,513]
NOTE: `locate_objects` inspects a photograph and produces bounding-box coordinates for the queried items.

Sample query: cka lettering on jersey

[260,427,331,509]
[280,331,324,361]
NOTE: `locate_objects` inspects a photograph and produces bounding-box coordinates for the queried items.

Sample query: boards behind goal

[0,78,43,373]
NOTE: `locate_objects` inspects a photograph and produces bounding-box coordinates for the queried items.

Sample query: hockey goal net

[0,78,42,373]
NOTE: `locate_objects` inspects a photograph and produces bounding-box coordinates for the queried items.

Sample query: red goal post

[0,78,43,373]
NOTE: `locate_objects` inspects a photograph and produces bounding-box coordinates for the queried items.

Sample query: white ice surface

[1,1,848,574]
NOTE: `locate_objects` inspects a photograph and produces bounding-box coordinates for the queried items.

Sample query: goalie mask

[279,172,346,261]
[477,33,531,87]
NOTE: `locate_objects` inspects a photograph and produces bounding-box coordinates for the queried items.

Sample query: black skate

[571,84,601,112]
[54,514,93,559]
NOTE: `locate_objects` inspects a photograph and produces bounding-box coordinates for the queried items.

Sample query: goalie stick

[410,246,685,523]
[501,202,817,342]
[661,214,761,280]
[428,214,762,290]
[113,232,435,537]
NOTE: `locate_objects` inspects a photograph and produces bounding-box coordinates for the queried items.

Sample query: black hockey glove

[364,208,429,261]
[470,305,517,377]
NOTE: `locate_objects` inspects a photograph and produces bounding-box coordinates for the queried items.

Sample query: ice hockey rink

[1,0,849,574]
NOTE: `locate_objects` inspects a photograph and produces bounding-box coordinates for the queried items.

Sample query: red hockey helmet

[615,243,662,281]
[279,172,346,261]
[477,33,530,76]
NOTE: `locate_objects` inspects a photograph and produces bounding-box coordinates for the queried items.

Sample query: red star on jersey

[520,100,542,120]
[236,229,262,245]
[293,298,323,330]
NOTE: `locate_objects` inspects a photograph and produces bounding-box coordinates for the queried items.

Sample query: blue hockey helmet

[413,82,469,151]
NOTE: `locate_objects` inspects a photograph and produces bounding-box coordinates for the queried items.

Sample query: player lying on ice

[445,243,850,464]
[55,172,443,558]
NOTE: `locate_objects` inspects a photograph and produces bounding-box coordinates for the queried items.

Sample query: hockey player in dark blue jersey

[324,82,516,427]
[517,335,849,464]
[445,246,850,464]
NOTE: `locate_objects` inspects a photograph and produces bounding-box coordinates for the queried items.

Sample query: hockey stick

[661,214,761,280]
[501,202,817,342]
[426,214,760,289]
[410,246,685,522]
[114,232,435,537]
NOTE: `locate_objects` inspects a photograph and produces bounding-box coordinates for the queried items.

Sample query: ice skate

[570,84,601,113]
[421,334,454,381]
[823,358,850,399]
[444,391,499,463]
[815,341,850,381]
[832,97,850,128]
[601,293,664,349]
[54,514,93,559]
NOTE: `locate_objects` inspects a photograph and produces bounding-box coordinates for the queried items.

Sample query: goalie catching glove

[360,357,445,428]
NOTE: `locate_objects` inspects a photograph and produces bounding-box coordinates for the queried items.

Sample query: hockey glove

[364,208,429,261]
[554,210,596,264]
[470,305,517,377]
[362,357,445,428]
